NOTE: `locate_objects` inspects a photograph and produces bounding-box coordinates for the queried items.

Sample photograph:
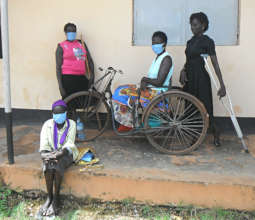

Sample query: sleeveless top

[148,51,174,92]
[60,40,87,75]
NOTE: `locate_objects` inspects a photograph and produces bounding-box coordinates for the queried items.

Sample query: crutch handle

[201,54,209,59]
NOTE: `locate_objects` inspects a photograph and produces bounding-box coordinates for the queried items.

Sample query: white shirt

[39,119,78,161]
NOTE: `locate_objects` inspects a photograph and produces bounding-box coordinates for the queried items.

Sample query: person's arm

[180,44,188,85]
[62,120,79,161]
[179,65,188,85]
[39,121,56,161]
[207,38,226,98]
[210,55,226,98]
[141,56,172,90]
[55,44,66,97]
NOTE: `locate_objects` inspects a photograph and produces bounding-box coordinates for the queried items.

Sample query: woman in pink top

[56,23,94,99]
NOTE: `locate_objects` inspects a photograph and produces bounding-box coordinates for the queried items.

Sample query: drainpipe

[1,0,14,164]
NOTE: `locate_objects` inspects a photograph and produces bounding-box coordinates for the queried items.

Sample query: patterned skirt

[112,84,161,127]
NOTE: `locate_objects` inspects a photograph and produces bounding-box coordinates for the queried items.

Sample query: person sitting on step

[39,100,78,216]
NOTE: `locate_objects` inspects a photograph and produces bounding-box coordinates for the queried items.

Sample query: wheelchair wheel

[143,90,209,155]
[64,91,110,142]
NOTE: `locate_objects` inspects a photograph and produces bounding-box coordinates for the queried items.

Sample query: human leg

[209,115,221,147]
[47,154,73,215]
[195,75,221,146]
[46,170,63,216]
[39,169,55,216]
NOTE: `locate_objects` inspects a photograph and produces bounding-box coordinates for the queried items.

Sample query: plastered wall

[0,0,254,117]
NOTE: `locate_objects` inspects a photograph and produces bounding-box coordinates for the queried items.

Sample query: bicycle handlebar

[98,66,123,75]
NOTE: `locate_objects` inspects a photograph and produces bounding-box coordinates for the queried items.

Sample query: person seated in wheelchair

[112,31,173,130]
[39,100,78,216]
[56,23,94,100]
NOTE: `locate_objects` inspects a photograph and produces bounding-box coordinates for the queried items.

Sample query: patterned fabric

[112,84,161,127]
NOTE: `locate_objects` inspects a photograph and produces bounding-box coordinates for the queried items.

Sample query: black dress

[183,35,216,119]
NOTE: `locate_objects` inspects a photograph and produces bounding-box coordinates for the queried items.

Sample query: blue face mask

[152,43,165,55]
[53,112,67,124]
[66,32,76,41]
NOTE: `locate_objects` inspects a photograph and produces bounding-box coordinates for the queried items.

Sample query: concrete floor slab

[0,125,255,211]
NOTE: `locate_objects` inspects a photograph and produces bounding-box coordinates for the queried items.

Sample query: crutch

[201,54,249,153]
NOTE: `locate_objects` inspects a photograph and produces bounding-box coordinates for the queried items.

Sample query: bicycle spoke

[161,126,174,147]
[180,128,195,145]
[181,127,201,139]
[181,109,199,122]
[182,120,204,125]
[177,128,190,147]
[174,127,182,146]
[149,110,171,124]
[151,128,164,137]
[181,115,203,122]
[95,111,102,130]
[145,92,208,154]
[168,99,176,116]
[161,96,170,116]
[182,124,204,128]
[176,103,193,120]
[173,97,182,120]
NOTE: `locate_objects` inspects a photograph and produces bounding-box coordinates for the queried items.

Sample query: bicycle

[64,67,209,155]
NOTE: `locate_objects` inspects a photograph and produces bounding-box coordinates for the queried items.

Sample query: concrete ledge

[1,125,255,211]
[1,161,255,211]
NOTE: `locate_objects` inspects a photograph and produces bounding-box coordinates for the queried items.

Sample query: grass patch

[196,208,252,220]
[9,202,29,220]
[0,188,255,219]
[0,186,12,217]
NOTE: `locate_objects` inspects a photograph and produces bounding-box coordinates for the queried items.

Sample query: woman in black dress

[180,12,226,146]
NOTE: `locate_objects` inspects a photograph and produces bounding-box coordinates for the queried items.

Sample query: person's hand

[140,77,147,91]
[179,69,188,85]
[41,152,56,161]
[54,150,64,160]
[217,85,226,99]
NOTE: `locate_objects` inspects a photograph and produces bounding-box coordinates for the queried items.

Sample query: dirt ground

[1,124,255,178]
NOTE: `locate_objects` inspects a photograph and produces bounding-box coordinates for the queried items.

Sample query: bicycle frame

[91,67,160,136]
[66,66,209,154]
[90,67,198,137]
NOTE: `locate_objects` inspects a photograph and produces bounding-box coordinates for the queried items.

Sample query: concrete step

[1,125,255,211]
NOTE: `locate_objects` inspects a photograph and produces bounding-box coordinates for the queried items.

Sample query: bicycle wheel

[143,90,209,155]
[64,91,110,141]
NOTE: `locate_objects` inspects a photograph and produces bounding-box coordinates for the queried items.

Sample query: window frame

[132,0,240,46]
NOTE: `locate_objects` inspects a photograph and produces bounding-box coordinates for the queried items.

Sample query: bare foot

[38,197,52,216]
[46,199,59,216]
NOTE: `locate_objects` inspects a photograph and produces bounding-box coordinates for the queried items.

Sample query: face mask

[53,112,67,124]
[66,32,76,41]
[152,43,165,55]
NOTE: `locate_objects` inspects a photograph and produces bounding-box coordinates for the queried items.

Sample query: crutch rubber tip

[245,149,249,154]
